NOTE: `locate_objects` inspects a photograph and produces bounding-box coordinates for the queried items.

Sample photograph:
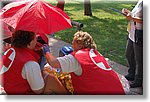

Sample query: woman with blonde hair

[43,31,129,95]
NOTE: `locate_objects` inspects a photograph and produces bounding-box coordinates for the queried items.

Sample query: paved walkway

[48,37,143,95]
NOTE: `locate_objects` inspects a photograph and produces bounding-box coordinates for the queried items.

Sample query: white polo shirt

[22,61,44,91]
[57,54,82,76]
[128,0,143,42]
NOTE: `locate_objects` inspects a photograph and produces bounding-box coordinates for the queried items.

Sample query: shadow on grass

[54,1,137,65]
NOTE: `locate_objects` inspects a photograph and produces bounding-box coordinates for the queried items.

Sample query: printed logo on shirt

[89,49,112,71]
[0,48,16,74]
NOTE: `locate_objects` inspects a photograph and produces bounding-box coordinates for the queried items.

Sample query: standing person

[1,30,67,95]
[42,31,130,95]
[122,0,143,88]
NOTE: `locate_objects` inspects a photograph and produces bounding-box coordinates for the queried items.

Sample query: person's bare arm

[42,44,61,68]
[125,14,143,23]
[45,52,61,68]
[132,16,143,23]
[122,8,143,23]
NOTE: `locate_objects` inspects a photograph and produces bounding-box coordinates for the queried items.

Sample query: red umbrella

[2,22,13,40]
[0,0,72,34]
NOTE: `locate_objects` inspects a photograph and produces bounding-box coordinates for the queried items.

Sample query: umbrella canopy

[0,0,72,34]
[2,22,13,40]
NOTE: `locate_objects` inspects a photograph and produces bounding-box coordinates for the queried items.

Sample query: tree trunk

[56,0,65,11]
[84,0,92,16]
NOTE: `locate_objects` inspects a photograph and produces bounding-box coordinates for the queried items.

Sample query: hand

[42,44,50,54]
[122,8,130,15]
[126,13,133,21]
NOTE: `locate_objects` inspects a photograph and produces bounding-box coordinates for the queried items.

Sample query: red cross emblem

[89,49,111,70]
[3,49,13,68]
[0,48,16,74]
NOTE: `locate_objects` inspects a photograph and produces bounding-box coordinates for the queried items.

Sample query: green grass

[48,0,137,66]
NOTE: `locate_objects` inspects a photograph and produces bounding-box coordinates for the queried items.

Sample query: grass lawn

[47,0,137,66]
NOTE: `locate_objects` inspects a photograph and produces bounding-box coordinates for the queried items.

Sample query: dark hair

[3,37,12,44]
[36,36,47,44]
[12,30,35,48]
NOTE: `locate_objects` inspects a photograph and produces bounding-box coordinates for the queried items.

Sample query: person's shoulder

[24,61,40,70]
[25,61,39,66]
[73,49,89,59]
[22,61,41,78]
